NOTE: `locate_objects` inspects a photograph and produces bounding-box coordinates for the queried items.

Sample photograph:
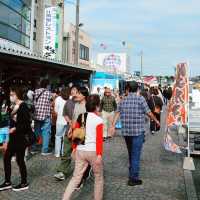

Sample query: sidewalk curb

[184,170,198,200]
[178,132,198,200]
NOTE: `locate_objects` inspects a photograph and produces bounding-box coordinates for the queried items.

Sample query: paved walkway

[0,113,187,200]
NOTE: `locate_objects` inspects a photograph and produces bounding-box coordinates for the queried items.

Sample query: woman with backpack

[63,94,104,200]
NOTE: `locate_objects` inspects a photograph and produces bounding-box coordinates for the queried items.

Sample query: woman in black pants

[0,85,31,192]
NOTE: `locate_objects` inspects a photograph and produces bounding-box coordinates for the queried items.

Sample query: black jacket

[9,102,32,148]
[148,95,163,112]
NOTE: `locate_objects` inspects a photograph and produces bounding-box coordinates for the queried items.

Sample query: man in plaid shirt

[33,79,52,155]
[110,82,160,186]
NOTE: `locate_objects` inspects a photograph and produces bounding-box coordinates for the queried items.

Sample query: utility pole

[75,0,80,65]
[140,50,143,81]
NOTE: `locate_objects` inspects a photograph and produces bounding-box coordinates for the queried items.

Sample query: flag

[166,63,188,127]
[127,43,133,49]
[100,43,107,50]
[122,41,133,49]
[143,76,158,85]
[164,63,188,154]
[122,41,126,46]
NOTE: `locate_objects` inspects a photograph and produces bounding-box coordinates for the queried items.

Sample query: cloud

[64,0,200,75]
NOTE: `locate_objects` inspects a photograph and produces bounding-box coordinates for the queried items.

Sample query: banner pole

[187,63,190,157]
[183,62,195,170]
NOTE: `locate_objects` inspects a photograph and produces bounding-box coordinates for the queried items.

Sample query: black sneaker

[12,183,29,192]
[128,179,143,186]
[0,182,12,191]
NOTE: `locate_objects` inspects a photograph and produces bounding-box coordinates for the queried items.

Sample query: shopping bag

[0,127,9,144]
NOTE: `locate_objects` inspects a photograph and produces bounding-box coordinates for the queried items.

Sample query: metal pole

[140,51,143,77]
[75,0,80,65]
[61,0,65,61]
[140,50,143,84]
[187,63,190,157]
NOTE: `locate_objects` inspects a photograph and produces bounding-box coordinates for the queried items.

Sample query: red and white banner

[143,76,158,86]
[164,63,188,154]
[166,63,188,127]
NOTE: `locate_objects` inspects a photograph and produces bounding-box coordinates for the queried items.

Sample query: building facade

[0,0,91,67]
[63,23,92,67]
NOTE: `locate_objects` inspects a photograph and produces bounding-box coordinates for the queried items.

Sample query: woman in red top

[63,94,104,200]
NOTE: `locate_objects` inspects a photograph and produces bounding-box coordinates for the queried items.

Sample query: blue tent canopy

[93,72,122,80]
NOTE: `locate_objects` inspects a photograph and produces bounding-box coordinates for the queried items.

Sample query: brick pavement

[0,114,187,200]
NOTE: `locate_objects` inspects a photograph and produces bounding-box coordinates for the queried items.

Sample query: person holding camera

[63,94,104,200]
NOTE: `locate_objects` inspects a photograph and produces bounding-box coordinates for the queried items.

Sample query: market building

[0,0,93,89]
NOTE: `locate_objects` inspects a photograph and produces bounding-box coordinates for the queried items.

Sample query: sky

[64,0,200,76]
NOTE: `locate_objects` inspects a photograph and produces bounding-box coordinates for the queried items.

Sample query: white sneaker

[54,154,60,158]
[11,157,16,162]
[12,183,29,192]
[41,151,52,156]
[54,172,65,181]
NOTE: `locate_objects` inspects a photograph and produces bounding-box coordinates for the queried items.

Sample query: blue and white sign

[91,72,119,93]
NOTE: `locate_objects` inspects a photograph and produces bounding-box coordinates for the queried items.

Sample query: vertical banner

[55,6,61,53]
[164,63,188,153]
[43,7,57,59]
[167,63,188,127]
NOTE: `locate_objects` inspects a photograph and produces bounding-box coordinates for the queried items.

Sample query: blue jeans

[124,133,144,180]
[55,124,68,156]
[34,117,51,153]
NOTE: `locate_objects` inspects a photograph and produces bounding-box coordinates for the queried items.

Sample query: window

[34,19,36,28]
[33,32,36,40]
[1,0,31,20]
[0,1,31,48]
[3,0,23,13]
[22,17,30,35]
[21,34,30,47]
[21,6,31,21]
[0,3,21,31]
[79,44,89,61]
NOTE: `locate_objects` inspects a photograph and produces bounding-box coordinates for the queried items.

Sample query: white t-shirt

[55,96,67,125]
[77,112,103,152]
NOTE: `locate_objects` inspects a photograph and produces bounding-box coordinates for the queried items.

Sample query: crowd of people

[0,80,172,199]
